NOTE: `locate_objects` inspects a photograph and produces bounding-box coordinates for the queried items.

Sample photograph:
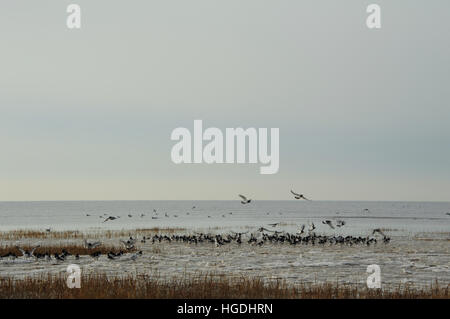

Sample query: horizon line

[0,199,449,203]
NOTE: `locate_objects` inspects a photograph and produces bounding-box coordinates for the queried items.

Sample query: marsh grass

[0,244,131,256]
[0,228,187,241]
[0,273,447,299]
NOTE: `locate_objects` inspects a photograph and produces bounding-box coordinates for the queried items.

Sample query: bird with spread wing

[290,190,310,200]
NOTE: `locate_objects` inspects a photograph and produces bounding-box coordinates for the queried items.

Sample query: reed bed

[0,228,186,241]
[0,244,131,256]
[0,273,447,299]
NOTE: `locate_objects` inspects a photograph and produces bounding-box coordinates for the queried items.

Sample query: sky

[0,0,449,201]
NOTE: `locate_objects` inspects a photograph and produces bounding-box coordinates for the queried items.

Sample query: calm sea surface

[0,201,449,235]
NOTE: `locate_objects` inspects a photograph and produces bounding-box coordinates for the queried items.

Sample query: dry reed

[0,244,131,256]
[0,228,186,241]
[0,273,447,299]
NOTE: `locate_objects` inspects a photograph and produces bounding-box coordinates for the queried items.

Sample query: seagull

[45,228,51,232]
[54,253,65,261]
[268,223,280,227]
[231,231,249,235]
[322,220,335,229]
[239,194,251,204]
[120,237,136,250]
[290,190,310,200]
[89,251,101,259]
[336,220,346,227]
[130,251,143,261]
[298,224,305,234]
[84,240,101,249]
[257,227,276,233]
[16,245,40,258]
[107,251,124,260]
[363,208,370,213]
[103,216,119,223]
[128,214,133,218]
[107,252,117,260]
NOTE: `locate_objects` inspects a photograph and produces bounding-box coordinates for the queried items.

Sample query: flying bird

[238,194,251,204]
[103,216,119,223]
[84,240,101,249]
[322,220,335,229]
[257,227,276,233]
[290,190,310,200]
[336,220,346,227]
[268,223,280,227]
[16,245,40,258]
[298,224,306,234]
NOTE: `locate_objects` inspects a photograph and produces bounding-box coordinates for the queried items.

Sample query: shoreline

[0,227,448,298]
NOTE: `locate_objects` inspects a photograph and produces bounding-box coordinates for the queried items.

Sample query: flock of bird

[0,190,397,263]
[0,240,143,262]
[97,207,195,223]
[147,228,391,247]
[0,219,392,263]
[92,190,338,223]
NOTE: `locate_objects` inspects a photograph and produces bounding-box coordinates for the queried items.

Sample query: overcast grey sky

[0,1,449,201]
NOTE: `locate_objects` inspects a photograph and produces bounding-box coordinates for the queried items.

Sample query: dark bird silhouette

[336,220,346,227]
[238,194,251,204]
[84,240,101,249]
[298,224,305,234]
[103,216,119,223]
[322,220,335,229]
[290,190,310,200]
